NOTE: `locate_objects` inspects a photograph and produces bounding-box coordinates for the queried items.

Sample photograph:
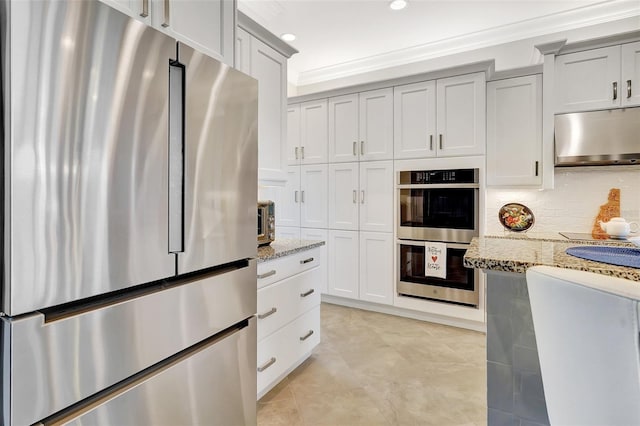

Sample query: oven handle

[397,239,470,250]
[396,183,479,189]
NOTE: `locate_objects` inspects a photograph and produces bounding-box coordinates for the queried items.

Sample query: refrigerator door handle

[168,59,185,253]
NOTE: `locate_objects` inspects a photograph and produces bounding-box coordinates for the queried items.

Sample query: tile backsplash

[485,167,640,235]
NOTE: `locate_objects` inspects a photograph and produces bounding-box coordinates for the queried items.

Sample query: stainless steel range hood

[555,107,640,166]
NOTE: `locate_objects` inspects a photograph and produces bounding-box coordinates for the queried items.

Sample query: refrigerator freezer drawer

[50,318,256,425]
[2,260,256,426]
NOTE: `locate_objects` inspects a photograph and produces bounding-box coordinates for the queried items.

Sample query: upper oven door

[398,185,478,242]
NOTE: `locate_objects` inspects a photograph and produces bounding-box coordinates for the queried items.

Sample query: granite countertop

[464,235,640,282]
[257,238,325,263]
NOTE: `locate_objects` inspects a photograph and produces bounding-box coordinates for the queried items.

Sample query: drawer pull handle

[257,270,276,279]
[300,257,314,264]
[257,357,276,372]
[300,330,314,341]
[300,289,315,298]
[258,307,277,319]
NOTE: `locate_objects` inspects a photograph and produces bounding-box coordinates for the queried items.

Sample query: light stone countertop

[257,238,325,263]
[464,235,640,282]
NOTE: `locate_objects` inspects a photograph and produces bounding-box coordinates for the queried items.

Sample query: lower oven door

[397,240,479,307]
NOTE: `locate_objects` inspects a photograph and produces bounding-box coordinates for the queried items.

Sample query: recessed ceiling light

[281,33,296,42]
[389,0,407,10]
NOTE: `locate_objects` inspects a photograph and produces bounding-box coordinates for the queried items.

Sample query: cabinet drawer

[257,306,321,397]
[257,247,320,288]
[257,267,320,341]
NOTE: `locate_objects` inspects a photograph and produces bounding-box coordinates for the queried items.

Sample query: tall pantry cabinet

[236,12,298,183]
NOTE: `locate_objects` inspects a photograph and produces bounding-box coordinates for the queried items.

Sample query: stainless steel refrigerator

[1,1,258,424]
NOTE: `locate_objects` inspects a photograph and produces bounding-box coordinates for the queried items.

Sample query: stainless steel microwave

[258,201,275,246]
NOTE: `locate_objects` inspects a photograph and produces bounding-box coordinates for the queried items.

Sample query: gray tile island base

[465,236,640,426]
[486,271,549,426]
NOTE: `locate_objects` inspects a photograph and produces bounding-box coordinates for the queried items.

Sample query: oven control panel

[399,168,478,185]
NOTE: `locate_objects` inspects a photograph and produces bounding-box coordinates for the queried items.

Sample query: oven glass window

[399,244,474,291]
[400,188,475,230]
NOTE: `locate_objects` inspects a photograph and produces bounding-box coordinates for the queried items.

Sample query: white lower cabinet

[301,228,329,294]
[327,230,393,305]
[256,248,322,399]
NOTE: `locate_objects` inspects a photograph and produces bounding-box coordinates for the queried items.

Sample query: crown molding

[293,1,640,87]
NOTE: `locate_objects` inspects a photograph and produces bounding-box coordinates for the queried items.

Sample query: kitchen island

[464,235,639,425]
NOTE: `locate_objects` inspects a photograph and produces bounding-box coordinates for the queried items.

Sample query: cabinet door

[555,46,621,113]
[622,41,640,107]
[359,161,393,232]
[359,232,393,305]
[393,81,437,159]
[300,100,329,164]
[276,226,301,240]
[328,94,360,163]
[158,0,235,65]
[300,228,328,294]
[436,73,486,157]
[300,165,328,228]
[277,167,301,227]
[287,104,301,165]
[487,75,542,186]
[328,163,359,230]
[98,0,151,24]
[359,88,393,161]
[235,28,251,75]
[251,38,287,181]
[328,230,359,299]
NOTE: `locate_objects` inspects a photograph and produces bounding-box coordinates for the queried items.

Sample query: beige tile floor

[258,303,487,426]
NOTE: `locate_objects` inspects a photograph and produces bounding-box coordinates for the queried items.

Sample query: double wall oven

[397,169,479,306]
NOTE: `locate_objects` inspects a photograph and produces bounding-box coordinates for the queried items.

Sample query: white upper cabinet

[622,41,640,107]
[487,75,542,187]
[394,81,437,159]
[359,88,394,161]
[555,46,621,113]
[300,164,328,228]
[359,161,393,233]
[251,38,287,181]
[328,95,360,163]
[436,73,486,157]
[328,163,359,230]
[99,0,151,24]
[296,100,328,165]
[99,0,235,64]
[554,42,640,112]
[393,73,485,159]
[327,89,393,162]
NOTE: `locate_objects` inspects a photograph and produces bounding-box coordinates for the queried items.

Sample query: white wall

[290,16,640,97]
[485,167,640,235]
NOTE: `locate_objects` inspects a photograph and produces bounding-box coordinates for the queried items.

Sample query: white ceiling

[238,0,640,87]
